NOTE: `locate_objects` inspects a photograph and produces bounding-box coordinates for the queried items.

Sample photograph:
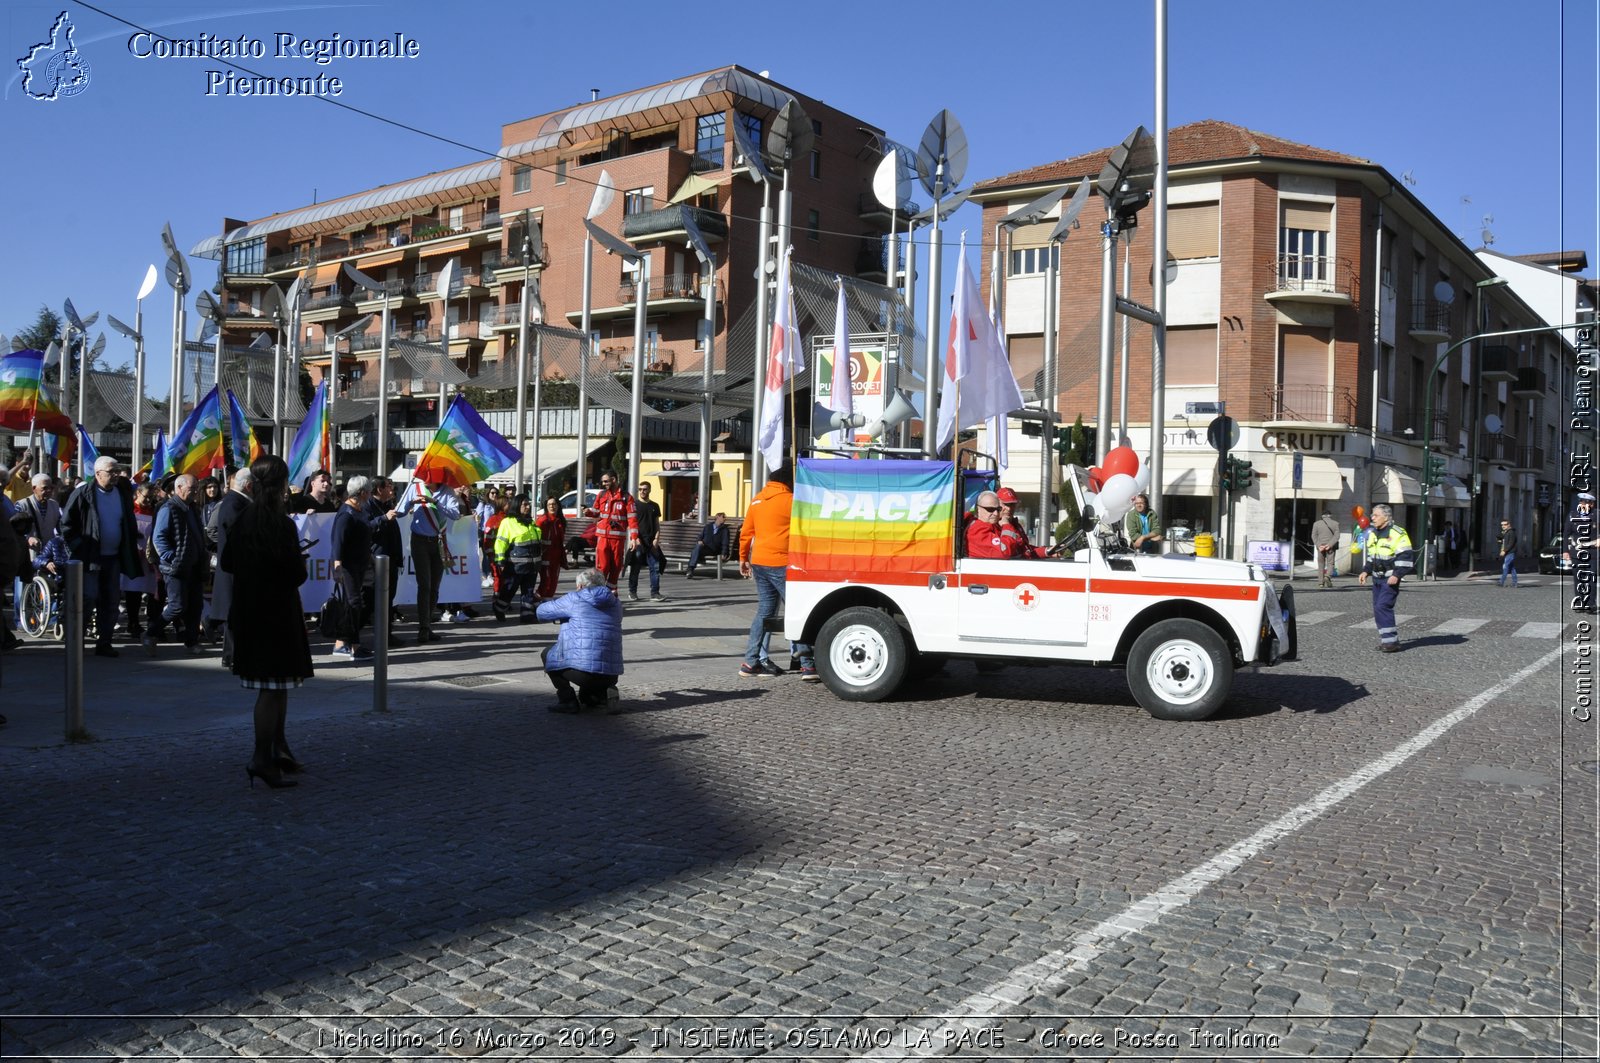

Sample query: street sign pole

[1290,450,1303,582]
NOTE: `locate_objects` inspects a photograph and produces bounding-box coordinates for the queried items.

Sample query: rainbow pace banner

[791,458,955,578]
[412,395,521,489]
[285,380,329,489]
[0,349,72,434]
[224,388,263,469]
[170,385,226,478]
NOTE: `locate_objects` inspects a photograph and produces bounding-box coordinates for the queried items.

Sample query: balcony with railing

[480,247,545,278]
[1479,432,1518,465]
[1265,384,1359,425]
[1409,298,1453,342]
[613,271,708,305]
[620,205,728,245]
[690,146,724,174]
[1511,444,1546,472]
[1264,254,1356,306]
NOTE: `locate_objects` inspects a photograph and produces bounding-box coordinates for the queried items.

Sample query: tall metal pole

[376,292,391,477]
[1040,241,1060,538]
[169,287,185,437]
[1150,0,1170,524]
[1119,233,1132,441]
[697,252,716,521]
[513,253,532,498]
[132,303,146,475]
[1096,208,1118,466]
[577,235,594,496]
[749,179,775,488]
[626,256,650,493]
[901,221,920,450]
[530,331,545,502]
[328,335,340,486]
[271,326,284,456]
[922,169,945,458]
[284,292,301,454]
[72,324,86,443]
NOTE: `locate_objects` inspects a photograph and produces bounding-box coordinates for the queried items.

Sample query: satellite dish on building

[1433,280,1456,304]
[1484,413,1503,434]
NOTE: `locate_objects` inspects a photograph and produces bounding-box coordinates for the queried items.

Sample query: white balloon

[1133,451,1151,493]
[1098,472,1138,512]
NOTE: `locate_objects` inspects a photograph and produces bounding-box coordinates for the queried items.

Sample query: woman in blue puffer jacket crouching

[535,566,623,713]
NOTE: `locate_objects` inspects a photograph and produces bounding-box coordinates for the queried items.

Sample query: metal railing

[1271,254,1357,299]
[304,292,354,312]
[620,204,729,242]
[1266,384,1358,424]
[613,272,710,304]
[1409,298,1453,335]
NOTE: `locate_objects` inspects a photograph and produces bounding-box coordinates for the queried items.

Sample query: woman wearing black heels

[221,455,314,789]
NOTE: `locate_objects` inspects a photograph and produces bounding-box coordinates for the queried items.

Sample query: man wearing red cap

[995,487,1039,559]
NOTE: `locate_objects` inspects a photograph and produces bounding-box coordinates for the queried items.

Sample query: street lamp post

[1421,319,1588,578]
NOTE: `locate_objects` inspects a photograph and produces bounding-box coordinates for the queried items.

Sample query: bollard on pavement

[373,553,389,713]
[64,560,85,740]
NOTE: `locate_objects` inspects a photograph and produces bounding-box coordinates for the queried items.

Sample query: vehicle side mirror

[1081,504,1097,528]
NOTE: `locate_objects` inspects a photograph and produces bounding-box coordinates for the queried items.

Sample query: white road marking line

[1514,622,1567,639]
[1347,613,1414,628]
[1293,610,1341,626]
[852,645,1564,1061]
[1431,618,1489,635]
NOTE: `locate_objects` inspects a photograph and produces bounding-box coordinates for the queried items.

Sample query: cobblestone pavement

[1,572,1594,1059]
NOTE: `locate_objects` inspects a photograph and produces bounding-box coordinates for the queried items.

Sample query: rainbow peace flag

[412,396,521,489]
[285,380,330,488]
[169,386,226,478]
[0,350,72,434]
[790,459,956,579]
[224,388,263,469]
[41,427,76,470]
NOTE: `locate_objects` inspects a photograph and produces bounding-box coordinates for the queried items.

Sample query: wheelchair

[19,570,99,643]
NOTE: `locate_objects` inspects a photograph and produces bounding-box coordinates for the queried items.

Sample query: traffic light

[1228,456,1254,492]
[1426,454,1448,482]
[1052,426,1072,461]
[1219,457,1232,491]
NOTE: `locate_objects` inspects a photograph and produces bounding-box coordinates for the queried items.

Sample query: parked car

[1539,534,1575,575]
[558,488,600,519]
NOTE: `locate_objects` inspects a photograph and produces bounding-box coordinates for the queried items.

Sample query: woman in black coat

[221,455,314,789]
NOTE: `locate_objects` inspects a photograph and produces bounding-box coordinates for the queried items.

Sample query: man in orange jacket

[738,465,816,681]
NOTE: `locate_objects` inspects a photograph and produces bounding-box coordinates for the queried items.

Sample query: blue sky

[2,0,1594,401]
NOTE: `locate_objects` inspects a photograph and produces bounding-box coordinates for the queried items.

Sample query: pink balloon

[1103,446,1139,480]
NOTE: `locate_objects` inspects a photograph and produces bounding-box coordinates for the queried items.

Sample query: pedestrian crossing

[1295,609,1570,639]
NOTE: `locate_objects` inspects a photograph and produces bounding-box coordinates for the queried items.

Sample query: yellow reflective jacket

[494,515,542,564]
[1353,522,1415,577]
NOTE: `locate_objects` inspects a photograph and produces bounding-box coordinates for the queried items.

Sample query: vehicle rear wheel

[816,607,907,702]
[21,577,51,639]
[1126,618,1232,721]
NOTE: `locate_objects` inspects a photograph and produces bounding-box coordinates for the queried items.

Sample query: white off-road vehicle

[783,458,1295,721]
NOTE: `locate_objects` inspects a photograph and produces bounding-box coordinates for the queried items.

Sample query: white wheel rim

[1146,638,1214,705]
[830,623,890,686]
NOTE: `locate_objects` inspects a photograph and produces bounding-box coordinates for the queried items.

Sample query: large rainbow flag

[224,388,264,469]
[790,459,956,580]
[285,380,330,488]
[412,396,521,489]
[0,350,73,434]
[169,386,226,478]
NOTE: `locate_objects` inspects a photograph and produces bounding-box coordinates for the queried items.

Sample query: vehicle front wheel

[1126,618,1233,721]
[816,607,908,702]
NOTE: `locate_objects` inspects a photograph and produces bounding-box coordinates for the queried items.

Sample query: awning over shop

[1435,475,1470,508]
[1375,467,1422,505]
[1160,453,1218,496]
[502,437,609,489]
[1272,453,1348,499]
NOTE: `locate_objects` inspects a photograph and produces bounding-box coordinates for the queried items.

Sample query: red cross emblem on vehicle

[1013,583,1039,610]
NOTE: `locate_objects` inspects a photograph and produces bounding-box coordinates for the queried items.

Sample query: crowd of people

[0,448,755,764]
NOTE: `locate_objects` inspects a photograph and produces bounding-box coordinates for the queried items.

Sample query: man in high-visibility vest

[492,495,543,622]
[1353,503,1414,652]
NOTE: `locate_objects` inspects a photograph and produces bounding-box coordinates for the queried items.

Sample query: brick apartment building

[972,120,1575,567]
[192,66,892,507]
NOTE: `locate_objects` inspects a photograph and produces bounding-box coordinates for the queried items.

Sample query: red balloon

[1088,467,1105,492]
[1352,505,1366,522]
[1102,446,1139,480]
